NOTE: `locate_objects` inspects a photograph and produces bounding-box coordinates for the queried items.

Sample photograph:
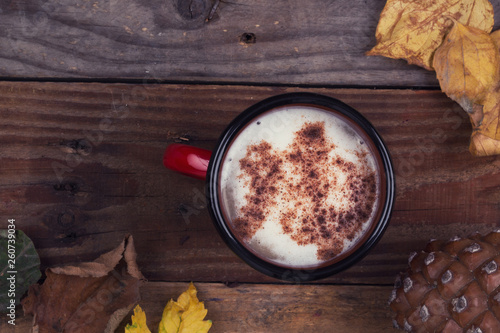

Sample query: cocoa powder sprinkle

[233,121,377,262]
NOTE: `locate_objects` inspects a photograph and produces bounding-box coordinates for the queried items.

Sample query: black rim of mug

[206,92,395,282]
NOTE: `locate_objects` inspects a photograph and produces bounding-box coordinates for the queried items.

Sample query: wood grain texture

[0,282,397,332]
[1,0,499,86]
[0,81,499,285]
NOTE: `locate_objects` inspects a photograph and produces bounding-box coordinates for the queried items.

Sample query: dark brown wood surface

[3,283,395,332]
[1,0,500,332]
[0,0,499,86]
[0,81,499,332]
[2,81,499,283]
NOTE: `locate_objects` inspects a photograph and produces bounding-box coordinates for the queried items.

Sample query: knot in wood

[53,182,79,195]
[57,210,76,229]
[240,32,256,44]
[60,139,92,155]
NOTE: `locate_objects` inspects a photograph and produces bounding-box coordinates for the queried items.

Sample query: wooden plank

[1,0,499,85]
[0,282,397,332]
[0,82,499,284]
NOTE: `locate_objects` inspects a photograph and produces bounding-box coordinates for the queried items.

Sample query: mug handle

[163,143,212,180]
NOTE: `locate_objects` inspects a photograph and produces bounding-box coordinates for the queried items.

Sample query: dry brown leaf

[367,0,494,70]
[433,21,500,113]
[22,235,145,333]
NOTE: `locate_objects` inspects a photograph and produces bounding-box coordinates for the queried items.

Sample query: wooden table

[1,1,500,332]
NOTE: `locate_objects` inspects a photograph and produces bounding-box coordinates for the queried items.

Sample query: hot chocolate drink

[219,105,382,268]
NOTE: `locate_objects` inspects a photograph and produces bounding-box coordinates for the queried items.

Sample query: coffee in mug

[219,105,382,268]
[164,93,394,281]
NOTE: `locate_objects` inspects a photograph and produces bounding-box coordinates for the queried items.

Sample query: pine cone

[390,231,500,332]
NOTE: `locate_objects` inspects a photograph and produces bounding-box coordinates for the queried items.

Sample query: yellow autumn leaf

[469,88,500,156]
[367,0,494,70]
[492,30,500,46]
[470,132,500,156]
[158,283,212,333]
[433,21,500,113]
[478,88,500,140]
[125,305,152,333]
[159,300,183,333]
[434,25,500,157]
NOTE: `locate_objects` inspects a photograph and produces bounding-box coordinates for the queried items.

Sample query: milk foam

[220,106,380,268]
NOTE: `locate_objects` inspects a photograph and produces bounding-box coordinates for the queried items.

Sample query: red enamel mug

[163,93,394,281]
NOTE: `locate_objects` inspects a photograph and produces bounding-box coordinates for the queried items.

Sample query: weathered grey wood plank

[1,0,499,85]
[0,82,498,284]
[0,282,397,332]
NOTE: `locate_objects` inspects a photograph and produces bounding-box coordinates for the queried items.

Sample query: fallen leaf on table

[433,22,500,156]
[158,282,212,333]
[0,229,41,312]
[492,30,500,45]
[367,0,494,70]
[474,86,500,140]
[470,132,500,156]
[22,234,145,333]
[125,305,152,333]
[433,22,500,113]
[470,88,500,156]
